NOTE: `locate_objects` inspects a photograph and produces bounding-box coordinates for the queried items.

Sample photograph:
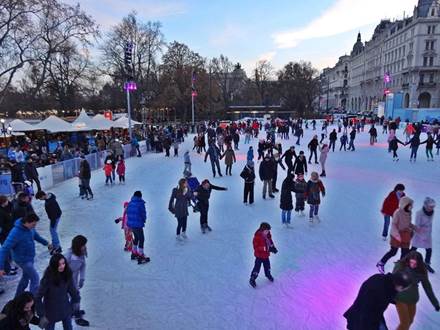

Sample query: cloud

[272,0,415,49]
[257,51,277,62]
[241,51,278,76]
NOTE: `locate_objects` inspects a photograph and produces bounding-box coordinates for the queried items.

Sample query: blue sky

[67,0,418,74]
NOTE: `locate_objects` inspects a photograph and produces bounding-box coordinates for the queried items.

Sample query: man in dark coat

[240,160,256,205]
[308,136,319,164]
[259,155,275,199]
[329,129,338,152]
[12,192,34,222]
[195,180,227,233]
[348,128,357,151]
[344,272,412,330]
[79,157,93,200]
[292,151,308,175]
[24,158,41,192]
[280,146,297,173]
[204,143,223,177]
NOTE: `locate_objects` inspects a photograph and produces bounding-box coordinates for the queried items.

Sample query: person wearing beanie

[392,251,440,329]
[381,184,406,240]
[220,144,236,176]
[240,160,256,205]
[411,197,436,273]
[305,172,325,222]
[344,271,412,330]
[249,222,277,288]
[126,191,150,264]
[377,196,415,274]
[292,151,308,175]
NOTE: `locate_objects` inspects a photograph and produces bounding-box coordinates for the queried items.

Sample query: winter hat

[259,222,271,230]
[399,196,413,210]
[106,160,112,164]
[424,197,436,208]
[133,191,142,198]
[247,160,254,167]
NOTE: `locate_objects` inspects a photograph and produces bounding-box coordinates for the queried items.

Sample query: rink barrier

[36,140,150,190]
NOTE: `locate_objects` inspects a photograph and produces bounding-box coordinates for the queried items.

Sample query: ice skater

[377,196,415,274]
[116,155,126,183]
[319,143,329,177]
[240,160,255,205]
[183,150,191,174]
[168,178,194,240]
[103,160,113,185]
[389,135,405,161]
[307,135,319,164]
[280,173,295,227]
[195,180,227,233]
[380,183,406,240]
[249,222,277,288]
[126,191,150,264]
[115,201,133,252]
[220,145,236,176]
[306,172,325,222]
[294,173,307,216]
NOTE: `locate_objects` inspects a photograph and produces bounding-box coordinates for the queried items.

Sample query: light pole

[124,81,137,140]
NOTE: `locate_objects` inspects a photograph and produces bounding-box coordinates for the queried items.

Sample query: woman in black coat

[0,292,40,330]
[195,180,227,233]
[280,173,296,227]
[292,151,308,175]
[169,178,194,240]
[35,254,80,330]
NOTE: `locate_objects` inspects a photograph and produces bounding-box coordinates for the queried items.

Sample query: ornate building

[320,0,440,114]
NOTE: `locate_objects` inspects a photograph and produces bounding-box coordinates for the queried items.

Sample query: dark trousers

[30,178,42,192]
[200,207,208,227]
[258,150,264,160]
[136,146,141,157]
[348,138,355,151]
[105,175,112,184]
[210,159,222,176]
[380,247,410,265]
[309,149,317,163]
[329,140,336,152]
[411,247,432,264]
[244,182,254,204]
[250,258,271,279]
[410,146,418,159]
[392,150,398,158]
[165,148,170,157]
[119,175,125,183]
[174,148,178,157]
[225,164,232,175]
[295,197,305,211]
[272,170,278,190]
[132,228,145,249]
[80,178,93,197]
[176,217,187,235]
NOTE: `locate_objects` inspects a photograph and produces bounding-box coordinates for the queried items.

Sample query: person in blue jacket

[0,213,52,296]
[247,146,254,162]
[126,191,149,264]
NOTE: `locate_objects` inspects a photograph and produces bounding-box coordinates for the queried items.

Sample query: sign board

[0,174,13,195]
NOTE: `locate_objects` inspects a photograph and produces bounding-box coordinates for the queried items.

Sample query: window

[430,57,434,66]
[433,26,436,34]
[409,42,414,50]
[429,73,434,83]
[426,41,430,50]
[432,9,435,16]
[428,26,431,34]
[424,57,428,66]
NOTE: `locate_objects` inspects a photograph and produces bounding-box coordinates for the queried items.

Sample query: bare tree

[253,59,274,105]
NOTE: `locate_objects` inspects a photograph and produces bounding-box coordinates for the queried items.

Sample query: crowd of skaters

[0,114,438,329]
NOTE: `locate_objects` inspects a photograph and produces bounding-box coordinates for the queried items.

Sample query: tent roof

[9,119,38,132]
[112,116,142,129]
[92,114,113,130]
[71,110,99,131]
[34,115,73,133]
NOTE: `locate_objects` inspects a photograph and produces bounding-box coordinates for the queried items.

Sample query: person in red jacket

[103,160,113,185]
[381,183,405,240]
[116,155,126,184]
[249,222,277,288]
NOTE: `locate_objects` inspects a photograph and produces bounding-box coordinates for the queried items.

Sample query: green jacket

[393,263,439,308]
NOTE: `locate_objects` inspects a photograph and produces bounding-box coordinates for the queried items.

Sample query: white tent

[34,115,73,133]
[112,116,142,129]
[9,119,38,132]
[71,110,98,131]
[92,114,113,130]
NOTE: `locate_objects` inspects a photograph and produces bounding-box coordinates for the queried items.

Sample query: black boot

[75,318,90,327]
[249,278,256,288]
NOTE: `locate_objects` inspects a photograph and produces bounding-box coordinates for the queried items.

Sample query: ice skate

[75,317,90,327]
[206,225,212,232]
[201,226,206,234]
[300,210,305,217]
[426,263,435,274]
[249,278,257,288]
[267,275,274,282]
[376,262,385,274]
[176,234,183,241]
[309,217,313,223]
[137,255,150,264]
[382,236,387,241]
[181,232,187,239]
[314,215,320,222]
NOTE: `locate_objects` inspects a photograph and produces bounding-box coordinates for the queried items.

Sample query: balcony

[401,83,409,88]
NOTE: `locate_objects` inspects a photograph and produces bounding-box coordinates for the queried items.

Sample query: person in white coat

[319,143,329,177]
[411,197,436,273]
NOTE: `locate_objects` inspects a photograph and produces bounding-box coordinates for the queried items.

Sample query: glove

[269,246,278,254]
[79,279,85,289]
[39,316,49,329]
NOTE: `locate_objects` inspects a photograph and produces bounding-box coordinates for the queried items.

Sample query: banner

[37,165,54,190]
[0,174,13,195]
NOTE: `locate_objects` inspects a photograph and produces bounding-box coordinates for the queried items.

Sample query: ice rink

[1,123,439,330]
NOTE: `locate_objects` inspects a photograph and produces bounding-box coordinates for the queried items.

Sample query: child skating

[116,155,126,184]
[115,201,133,252]
[294,173,307,216]
[249,222,277,288]
[104,160,113,185]
[306,172,326,222]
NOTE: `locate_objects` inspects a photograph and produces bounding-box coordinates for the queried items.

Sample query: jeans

[250,258,271,279]
[119,175,125,183]
[50,218,60,248]
[382,215,391,238]
[348,138,355,151]
[210,159,222,176]
[263,180,273,197]
[200,207,208,227]
[426,148,433,159]
[281,210,292,224]
[15,261,39,297]
[244,182,254,204]
[309,204,319,218]
[410,146,418,159]
[309,149,318,163]
[176,217,187,235]
[105,175,113,184]
[329,140,336,151]
[296,136,301,145]
[46,317,73,330]
[225,164,232,175]
[132,228,145,249]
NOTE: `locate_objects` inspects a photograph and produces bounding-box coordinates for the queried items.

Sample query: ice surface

[1,124,439,330]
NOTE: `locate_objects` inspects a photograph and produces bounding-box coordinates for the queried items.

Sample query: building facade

[320,0,440,116]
